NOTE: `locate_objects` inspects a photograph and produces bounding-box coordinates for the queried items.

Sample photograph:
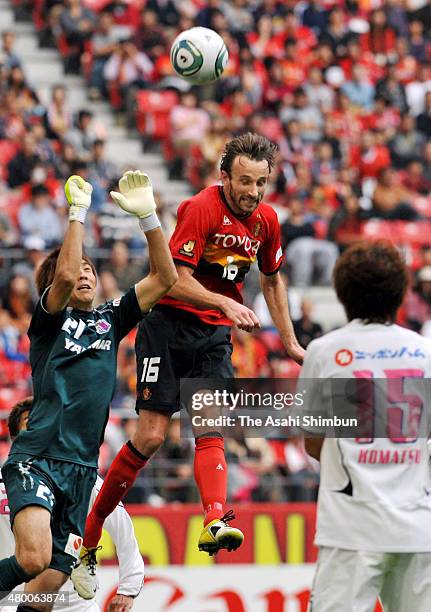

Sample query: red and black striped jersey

[159,185,283,325]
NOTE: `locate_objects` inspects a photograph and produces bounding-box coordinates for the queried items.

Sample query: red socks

[84,442,148,548]
[194,436,227,526]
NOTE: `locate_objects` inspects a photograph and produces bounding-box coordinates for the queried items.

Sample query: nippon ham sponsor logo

[213,233,261,256]
[335,349,353,366]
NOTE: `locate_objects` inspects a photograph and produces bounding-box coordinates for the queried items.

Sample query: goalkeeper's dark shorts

[2,456,96,575]
[135,305,234,414]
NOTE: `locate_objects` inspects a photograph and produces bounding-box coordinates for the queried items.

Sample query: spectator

[103,39,153,116]
[280,87,323,144]
[408,18,428,63]
[11,236,46,303]
[86,10,118,100]
[375,60,408,112]
[304,66,335,112]
[293,299,323,349]
[59,0,97,72]
[341,63,375,111]
[197,0,224,30]
[97,270,122,303]
[134,9,166,62]
[401,159,431,194]
[101,240,144,292]
[320,6,351,55]
[2,274,34,334]
[328,192,366,251]
[156,416,194,503]
[66,109,100,162]
[404,265,431,332]
[405,63,431,116]
[146,0,180,27]
[170,91,211,177]
[282,198,338,287]
[97,186,147,249]
[301,0,327,36]
[351,129,391,181]
[416,90,431,136]
[389,112,425,168]
[7,133,41,188]
[0,213,16,248]
[45,84,72,140]
[360,8,396,57]
[18,184,63,247]
[1,31,21,70]
[422,141,431,183]
[88,139,118,194]
[372,167,419,220]
[222,0,254,39]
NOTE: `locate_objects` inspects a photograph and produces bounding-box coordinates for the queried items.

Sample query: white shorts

[308,546,431,612]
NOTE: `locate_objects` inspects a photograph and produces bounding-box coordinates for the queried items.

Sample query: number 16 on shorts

[141,357,160,382]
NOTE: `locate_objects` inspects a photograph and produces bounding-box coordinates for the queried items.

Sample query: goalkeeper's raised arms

[110,170,160,232]
[64,175,93,224]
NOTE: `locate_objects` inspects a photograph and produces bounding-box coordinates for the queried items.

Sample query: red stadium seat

[412,195,431,218]
[135,90,179,143]
[360,219,394,241]
[396,220,431,247]
[0,140,19,169]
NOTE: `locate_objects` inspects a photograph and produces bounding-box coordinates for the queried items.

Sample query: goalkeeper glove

[110,170,160,232]
[64,175,93,224]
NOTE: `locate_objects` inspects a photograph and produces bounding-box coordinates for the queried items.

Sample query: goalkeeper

[0,172,177,610]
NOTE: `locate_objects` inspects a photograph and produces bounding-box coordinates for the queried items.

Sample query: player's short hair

[8,396,33,439]
[333,240,408,323]
[220,132,278,175]
[35,248,96,297]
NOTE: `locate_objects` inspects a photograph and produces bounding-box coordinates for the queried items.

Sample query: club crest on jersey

[96,319,111,334]
[223,215,232,225]
[179,240,196,257]
[141,387,152,400]
[253,222,262,237]
[335,349,353,366]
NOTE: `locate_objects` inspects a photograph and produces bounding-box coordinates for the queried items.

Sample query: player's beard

[228,185,263,217]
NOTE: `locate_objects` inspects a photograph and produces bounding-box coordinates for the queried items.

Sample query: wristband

[139,212,161,232]
[69,206,88,224]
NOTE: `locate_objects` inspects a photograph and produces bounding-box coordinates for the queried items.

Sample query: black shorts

[135,305,234,413]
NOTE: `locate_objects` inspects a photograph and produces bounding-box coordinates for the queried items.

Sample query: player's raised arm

[44,175,93,314]
[110,171,178,312]
[260,271,305,364]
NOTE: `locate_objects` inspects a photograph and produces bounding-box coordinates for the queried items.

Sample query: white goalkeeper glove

[110,170,160,232]
[64,175,93,224]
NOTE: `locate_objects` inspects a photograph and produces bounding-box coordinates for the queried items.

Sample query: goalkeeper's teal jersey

[8,287,142,468]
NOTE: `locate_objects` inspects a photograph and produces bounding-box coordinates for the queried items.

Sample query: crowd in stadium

[2,0,431,503]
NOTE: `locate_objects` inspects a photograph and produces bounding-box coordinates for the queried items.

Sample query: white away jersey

[0,473,144,611]
[299,319,431,552]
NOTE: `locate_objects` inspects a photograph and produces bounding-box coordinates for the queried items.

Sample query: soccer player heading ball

[0,172,177,604]
[301,241,431,611]
[76,133,304,592]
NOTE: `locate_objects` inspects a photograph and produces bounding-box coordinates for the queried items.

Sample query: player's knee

[17,549,51,577]
[133,429,166,456]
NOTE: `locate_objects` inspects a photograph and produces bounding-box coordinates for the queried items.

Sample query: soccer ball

[170,27,228,85]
